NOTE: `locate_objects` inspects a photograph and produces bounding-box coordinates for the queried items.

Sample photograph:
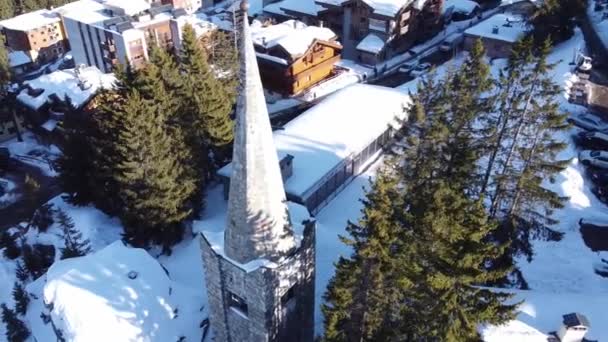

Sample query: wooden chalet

[314,0,443,63]
[252,20,342,95]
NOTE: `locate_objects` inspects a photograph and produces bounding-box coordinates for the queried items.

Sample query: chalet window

[369,18,387,33]
[228,292,248,317]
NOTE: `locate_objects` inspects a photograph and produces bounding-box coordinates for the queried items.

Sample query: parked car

[399,60,418,74]
[567,113,608,131]
[576,131,608,150]
[579,150,608,168]
[586,167,608,186]
[439,33,464,52]
[579,218,608,252]
[410,63,432,77]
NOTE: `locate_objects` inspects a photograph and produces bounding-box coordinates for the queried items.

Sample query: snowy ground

[1,131,61,177]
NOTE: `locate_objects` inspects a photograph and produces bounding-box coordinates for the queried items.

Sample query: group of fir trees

[323,38,569,341]
[57,24,236,250]
[0,0,74,19]
[530,0,587,44]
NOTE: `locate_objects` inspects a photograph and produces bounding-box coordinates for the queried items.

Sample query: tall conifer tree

[179,24,234,172]
[323,170,407,342]
[112,90,195,248]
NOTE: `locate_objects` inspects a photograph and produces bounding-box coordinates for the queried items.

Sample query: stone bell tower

[199,1,315,341]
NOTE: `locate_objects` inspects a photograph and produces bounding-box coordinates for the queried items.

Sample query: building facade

[200,1,315,341]
[60,0,213,72]
[253,20,341,95]
[314,0,444,63]
[0,10,68,75]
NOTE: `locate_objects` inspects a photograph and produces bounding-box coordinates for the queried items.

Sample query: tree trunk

[490,73,541,216]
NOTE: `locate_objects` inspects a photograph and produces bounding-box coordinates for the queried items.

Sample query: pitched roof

[252,20,337,58]
[222,1,296,264]
[316,0,414,17]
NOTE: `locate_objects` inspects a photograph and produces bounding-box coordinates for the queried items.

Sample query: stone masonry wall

[200,220,316,342]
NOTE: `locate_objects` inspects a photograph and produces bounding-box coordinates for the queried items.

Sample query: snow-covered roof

[443,0,480,14]
[102,0,150,16]
[356,33,387,54]
[0,9,60,31]
[317,0,414,17]
[26,241,200,342]
[58,0,113,25]
[481,289,607,341]
[219,84,410,198]
[17,66,115,110]
[252,20,338,58]
[464,14,527,43]
[173,13,218,37]
[263,0,324,17]
[8,51,31,68]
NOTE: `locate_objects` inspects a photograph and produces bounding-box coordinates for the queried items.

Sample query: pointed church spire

[223,0,296,264]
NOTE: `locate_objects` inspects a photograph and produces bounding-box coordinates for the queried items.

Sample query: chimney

[492,25,499,34]
[319,20,324,27]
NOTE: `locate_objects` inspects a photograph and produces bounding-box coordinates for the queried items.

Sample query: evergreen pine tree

[30,203,55,232]
[12,282,29,315]
[441,38,495,193]
[15,260,29,282]
[323,170,407,342]
[206,30,238,103]
[1,303,30,342]
[87,89,128,215]
[57,208,91,259]
[480,38,535,197]
[396,181,517,341]
[56,99,98,206]
[530,0,586,44]
[0,0,13,19]
[0,35,10,85]
[111,90,195,248]
[1,231,20,259]
[136,45,200,213]
[489,39,569,269]
[179,24,234,172]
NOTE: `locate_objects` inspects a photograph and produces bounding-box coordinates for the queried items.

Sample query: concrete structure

[252,20,341,95]
[161,0,203,13]
[218,83,410,215]
[314,0,444,62]
[463,13,527,58]
[59,0,210,72]
[0,9,68,75]
[200,1,315,341]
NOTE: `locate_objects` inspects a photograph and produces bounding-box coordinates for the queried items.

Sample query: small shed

[356,33,387,66]
[557,313,590,342]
